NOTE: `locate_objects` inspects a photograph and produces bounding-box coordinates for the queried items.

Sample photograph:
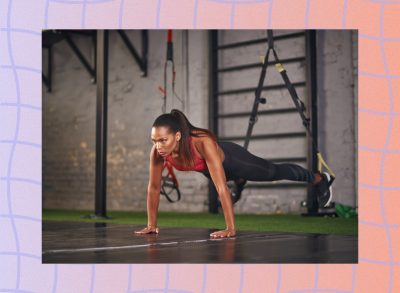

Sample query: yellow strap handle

[275,63,285,73]
[317,152,335,178]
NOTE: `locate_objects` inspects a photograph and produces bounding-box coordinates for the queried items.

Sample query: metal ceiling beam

[64,31,96,81]
[117,30,148,77]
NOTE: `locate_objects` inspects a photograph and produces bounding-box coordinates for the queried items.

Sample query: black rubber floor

[42,221,357,263]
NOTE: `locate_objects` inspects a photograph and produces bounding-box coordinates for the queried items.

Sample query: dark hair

[152,109,217,167]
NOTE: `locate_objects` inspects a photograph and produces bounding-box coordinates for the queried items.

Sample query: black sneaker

[315,172,333,208]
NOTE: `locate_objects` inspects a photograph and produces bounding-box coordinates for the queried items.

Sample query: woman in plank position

[135,109,332,239]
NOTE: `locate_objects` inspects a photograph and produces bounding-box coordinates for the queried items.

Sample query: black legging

[201,141,315,183]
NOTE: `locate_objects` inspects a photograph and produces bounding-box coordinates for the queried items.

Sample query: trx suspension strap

[159,30,184,114]
[159,30,183,203]
[161,161,181,203]
[245,30,335,186]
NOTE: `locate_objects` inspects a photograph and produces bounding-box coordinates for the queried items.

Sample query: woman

[135,109,332,239]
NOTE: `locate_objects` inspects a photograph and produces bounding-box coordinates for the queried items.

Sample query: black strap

[244,30,314,150]
[162,30,175,114]
[271,49,316,150]
[161,30,183,114]
[243,38,270,150]
[161,177,181,203]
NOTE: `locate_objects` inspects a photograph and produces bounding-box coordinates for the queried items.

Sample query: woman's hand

[210,229,236,239]
[134,226,159,235]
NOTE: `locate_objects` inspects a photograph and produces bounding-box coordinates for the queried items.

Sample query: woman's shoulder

[191,134,217,154]
[191,133,215,143]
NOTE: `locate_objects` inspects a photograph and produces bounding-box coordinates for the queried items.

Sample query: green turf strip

[43,209,357,236]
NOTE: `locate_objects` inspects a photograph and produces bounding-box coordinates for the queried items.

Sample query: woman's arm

[135,145,164,235]
[198,137,236,238]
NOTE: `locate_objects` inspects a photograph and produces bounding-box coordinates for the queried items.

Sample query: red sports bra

[165,136,208,172]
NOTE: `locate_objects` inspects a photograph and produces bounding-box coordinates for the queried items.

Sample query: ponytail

[153,109,217,167]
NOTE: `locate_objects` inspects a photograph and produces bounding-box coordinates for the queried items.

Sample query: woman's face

[151,126,181,157]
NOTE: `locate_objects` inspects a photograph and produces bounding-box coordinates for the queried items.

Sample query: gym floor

[42,221,357,263]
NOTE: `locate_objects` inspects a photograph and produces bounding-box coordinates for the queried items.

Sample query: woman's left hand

[210,229,236,239]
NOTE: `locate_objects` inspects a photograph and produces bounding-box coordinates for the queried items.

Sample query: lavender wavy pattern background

[0,0,399,292]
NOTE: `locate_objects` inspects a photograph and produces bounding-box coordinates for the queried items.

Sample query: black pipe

[208,31,219,214]
[305,30,319,215]
[94,30,109,218]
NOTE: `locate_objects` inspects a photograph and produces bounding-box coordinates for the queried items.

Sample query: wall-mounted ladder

[208,30,320,215]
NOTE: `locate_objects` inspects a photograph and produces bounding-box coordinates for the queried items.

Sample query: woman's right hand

[210,229,236,239]
[134,226,159,235]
